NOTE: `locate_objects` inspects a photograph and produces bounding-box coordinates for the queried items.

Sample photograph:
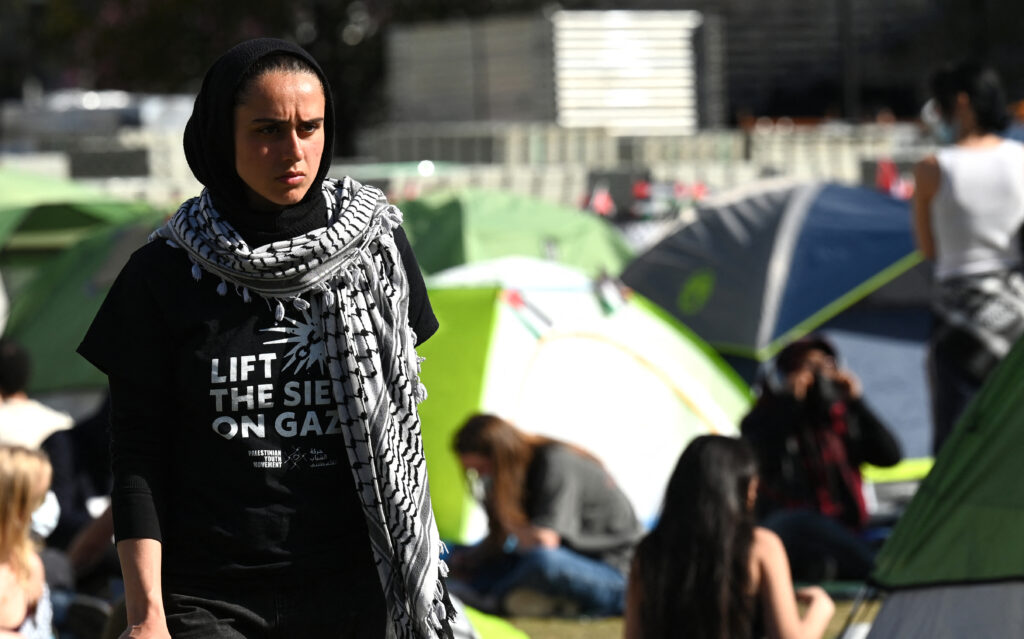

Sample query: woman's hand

[447,545,487,578]
[795,585,834,611]
[788,369,816,401]
[795,585,836,634]
[509,525,561,552]
[118,618,171,639]
[755,528,835,639]
[830,369,862,400]
[117,539,168,639]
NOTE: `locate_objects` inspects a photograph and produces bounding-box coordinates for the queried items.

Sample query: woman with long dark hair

[78,38,452,638]
[449,414,641,617]
[624,435,834,639]
[914,60,1024,453]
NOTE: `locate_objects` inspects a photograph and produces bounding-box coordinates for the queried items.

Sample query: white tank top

[932,139,1024,281]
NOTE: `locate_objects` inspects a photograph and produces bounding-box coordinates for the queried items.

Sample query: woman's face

[746,476,759,512]
[458,453,494,479]
[234,70,325,212]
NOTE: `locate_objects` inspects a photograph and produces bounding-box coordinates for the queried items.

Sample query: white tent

[417,257,752,542]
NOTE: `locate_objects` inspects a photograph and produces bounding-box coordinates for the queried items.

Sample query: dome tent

[415,256,752,543]
[398,188,634,278]
[621,178,937,458]
[865,337,1024,638]
[0,168,157,298]
[3,219,160,393]
[621,178,920,362]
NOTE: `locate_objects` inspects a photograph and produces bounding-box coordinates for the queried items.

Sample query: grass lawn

[507,599,882,639]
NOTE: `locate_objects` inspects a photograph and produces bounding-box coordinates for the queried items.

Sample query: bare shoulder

[25,553,44,604]
[751,527,789,570]
[26,553,43,584]
[752,526,784,554]
[0,562,17,591]
[914,154,940,183]
[0,563,27,630]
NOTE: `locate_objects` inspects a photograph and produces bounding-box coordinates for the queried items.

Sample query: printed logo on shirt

[249,449,282,469]
[261,298,327,375]
[207,301,344,471]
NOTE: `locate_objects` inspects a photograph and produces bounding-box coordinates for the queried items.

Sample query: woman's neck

[213,190,328,246]
[956,131,1003,149]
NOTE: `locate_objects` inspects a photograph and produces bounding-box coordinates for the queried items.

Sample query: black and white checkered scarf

[932,269,1024,382]
[153,176,455,639]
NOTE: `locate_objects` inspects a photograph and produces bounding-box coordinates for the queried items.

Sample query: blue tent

[622,178,934,457]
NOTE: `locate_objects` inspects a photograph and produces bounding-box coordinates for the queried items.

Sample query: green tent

[398,189,634,277]
[415,257,752,543]
[4,220,160,393]
[866,337,1024,637]
[0,168,159,298]
[461,608,528,639]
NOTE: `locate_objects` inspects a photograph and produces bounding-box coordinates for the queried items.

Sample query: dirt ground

[507,599,882,639]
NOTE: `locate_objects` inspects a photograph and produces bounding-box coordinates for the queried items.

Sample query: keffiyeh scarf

[153,176,455,639]
[932,269,1024,383]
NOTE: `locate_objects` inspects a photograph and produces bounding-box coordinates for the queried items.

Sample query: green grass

[507,600,881,639]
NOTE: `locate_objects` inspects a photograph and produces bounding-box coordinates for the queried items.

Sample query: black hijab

[183,38,336,242]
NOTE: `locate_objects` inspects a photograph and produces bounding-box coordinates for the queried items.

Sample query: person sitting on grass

[625,435,834,639]
[448,413,642,618]
[741,336,902,582]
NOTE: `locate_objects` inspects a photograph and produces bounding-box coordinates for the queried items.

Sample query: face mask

[31,490,61,539]
[471,474,493,503]
[933,121,957,145]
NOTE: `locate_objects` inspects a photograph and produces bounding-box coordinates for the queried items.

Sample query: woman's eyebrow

[249,117,325,124]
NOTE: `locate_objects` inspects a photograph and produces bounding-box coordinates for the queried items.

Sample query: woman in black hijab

[78,39,452,638]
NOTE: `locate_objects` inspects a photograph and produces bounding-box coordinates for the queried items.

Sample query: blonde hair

[0,446,50,587]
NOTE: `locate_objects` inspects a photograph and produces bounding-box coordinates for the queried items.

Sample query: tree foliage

[6,0,1022,154]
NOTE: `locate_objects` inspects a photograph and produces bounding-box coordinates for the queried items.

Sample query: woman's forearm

[117,538,167,628]
[795,587,835,639]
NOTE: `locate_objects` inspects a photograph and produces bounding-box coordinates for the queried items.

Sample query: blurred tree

[10,0,1021,154]
[87,0,295,92]
[0,0,51,100]
[3,0,733,154]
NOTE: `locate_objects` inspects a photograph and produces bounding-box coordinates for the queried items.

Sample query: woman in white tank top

[913,61,1024,454]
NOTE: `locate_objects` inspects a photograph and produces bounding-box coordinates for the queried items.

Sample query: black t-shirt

[77,226,437,581]
[740,394,901,529]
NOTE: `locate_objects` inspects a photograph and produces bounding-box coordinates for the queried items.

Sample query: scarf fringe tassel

[423,572,457,639]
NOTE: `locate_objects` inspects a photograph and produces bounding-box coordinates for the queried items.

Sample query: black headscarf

[183,38,336,239]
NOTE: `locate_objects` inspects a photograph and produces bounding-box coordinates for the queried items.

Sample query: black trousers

[762,509,875,581]
[164,569,387,639]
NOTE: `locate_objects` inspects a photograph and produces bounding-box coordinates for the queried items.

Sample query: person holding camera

[740,336,902,581]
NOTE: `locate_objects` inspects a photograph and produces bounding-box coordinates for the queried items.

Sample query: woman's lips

[277,172,304,185]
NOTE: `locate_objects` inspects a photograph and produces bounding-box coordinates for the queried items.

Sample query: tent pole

[837,584,876,638]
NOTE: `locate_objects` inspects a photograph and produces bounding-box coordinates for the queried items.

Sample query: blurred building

[1,89,198,203]
[684,0,943,121]
[362,9,734,181]
[385,10,722,132]
[1,5,942,211]
[356,7,929,210]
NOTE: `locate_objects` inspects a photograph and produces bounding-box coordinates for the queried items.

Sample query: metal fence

[2,120,932,209]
